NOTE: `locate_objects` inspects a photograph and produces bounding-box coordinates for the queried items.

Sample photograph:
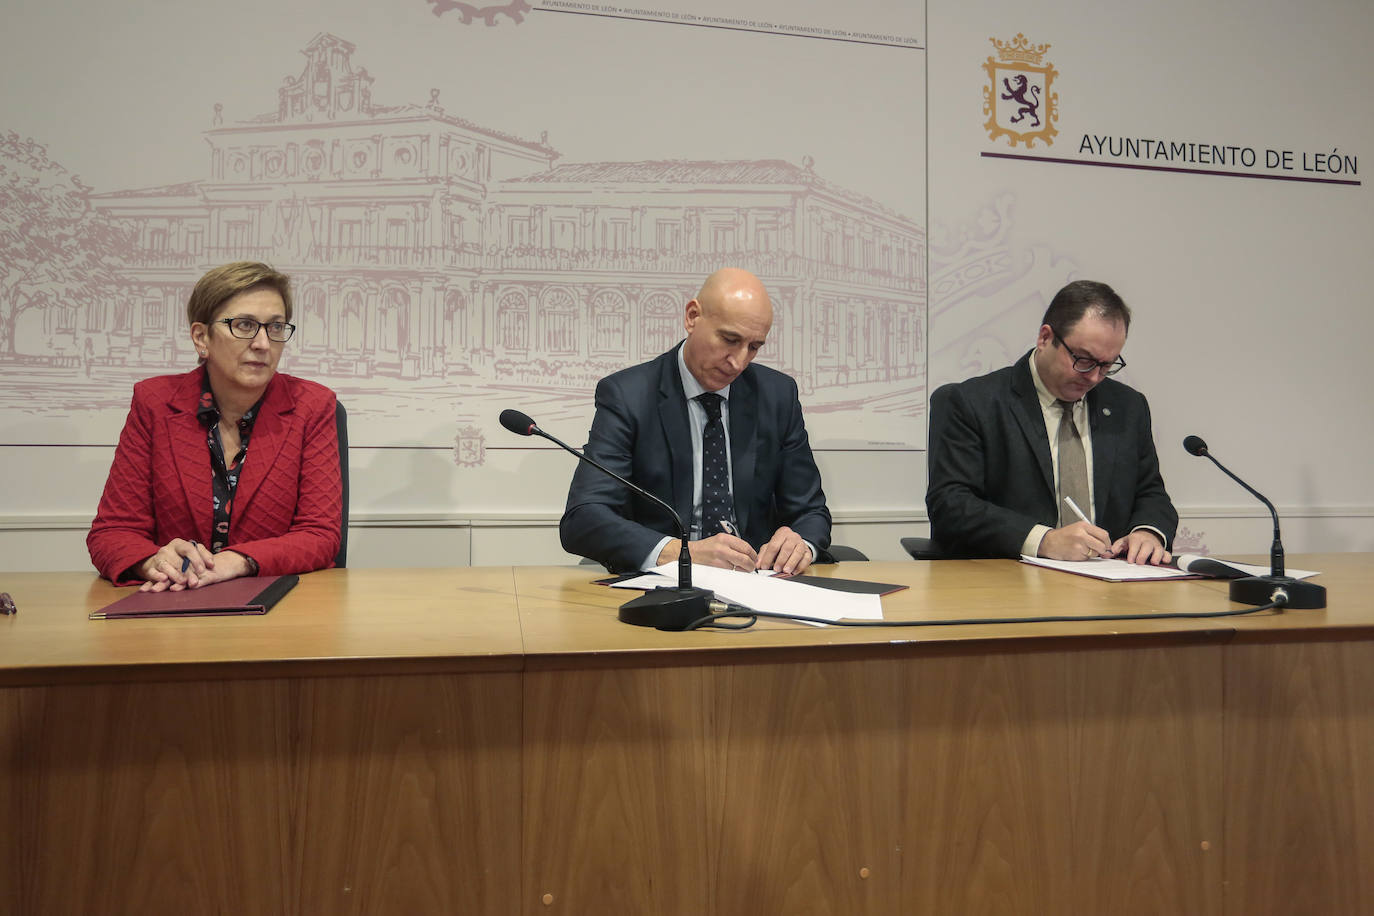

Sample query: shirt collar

[1028,349,1070,411]
[676,342,731,403]
[196,370,220,428]
[196,369,265,431]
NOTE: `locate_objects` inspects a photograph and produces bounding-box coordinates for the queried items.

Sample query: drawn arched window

[300,287,326,350]
[640,291,679,357]
[590,290,628,356]
[769,295,787,369]
[113,299,131,333]
[498,290,529,350]
[342,290,364,352]
[143,297,165,332]
[879,308,895,365]
[444,289,467,354]
[540,287,578,355]
[864,306,882,364]
[379,288,409,356]
[818,300,837,360]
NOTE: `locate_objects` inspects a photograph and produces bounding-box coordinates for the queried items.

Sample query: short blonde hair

[186,261,293,327]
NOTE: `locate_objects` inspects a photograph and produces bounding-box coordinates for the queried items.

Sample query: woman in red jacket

[88,262,342,591]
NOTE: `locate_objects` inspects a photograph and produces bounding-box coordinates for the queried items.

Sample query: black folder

[90,575,299,619]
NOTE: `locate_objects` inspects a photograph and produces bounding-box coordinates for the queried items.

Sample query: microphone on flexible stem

[1182,435,1325,609]
[499,408,714,630]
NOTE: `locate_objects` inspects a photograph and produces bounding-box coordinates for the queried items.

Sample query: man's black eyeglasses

[1053,330,1125,376]
[217,317,296,342]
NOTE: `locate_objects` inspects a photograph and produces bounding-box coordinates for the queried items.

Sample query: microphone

[499,408,714,630]
[1183,435,1282,575]
[1182,435,1325,609]
[1170,554,1248,579]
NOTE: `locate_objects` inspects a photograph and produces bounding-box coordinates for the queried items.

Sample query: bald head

[695,268,773,322]
[682,268,773,391]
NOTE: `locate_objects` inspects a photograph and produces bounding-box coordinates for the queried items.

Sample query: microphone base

[619,587,715,631]
[1230,575,1327,609]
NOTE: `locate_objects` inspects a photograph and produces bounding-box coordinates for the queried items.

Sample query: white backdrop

[927,0,1374,556]
[3,0,1372,571]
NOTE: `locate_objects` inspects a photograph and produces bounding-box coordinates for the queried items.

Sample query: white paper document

[1020,555,1320,582]
[612,564,884,623]
[1019,556,1196,581]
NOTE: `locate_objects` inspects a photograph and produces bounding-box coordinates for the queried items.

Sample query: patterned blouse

[196,375,265,557]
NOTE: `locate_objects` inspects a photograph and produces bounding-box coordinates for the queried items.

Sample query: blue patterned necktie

[696,393,733,537]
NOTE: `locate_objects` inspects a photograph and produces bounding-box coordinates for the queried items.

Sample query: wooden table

[3,556,1372,915]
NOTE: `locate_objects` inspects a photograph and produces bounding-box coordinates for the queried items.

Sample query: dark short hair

[185,261,293,327]
[1041,280,1131,336]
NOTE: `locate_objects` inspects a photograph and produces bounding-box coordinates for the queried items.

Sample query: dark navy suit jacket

[926,350,1177,558]
[560,345,832,572]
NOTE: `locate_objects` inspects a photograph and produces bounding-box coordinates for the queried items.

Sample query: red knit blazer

[88,367,342,584]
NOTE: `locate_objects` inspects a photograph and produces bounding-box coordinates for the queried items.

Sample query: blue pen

[180,541,198,573]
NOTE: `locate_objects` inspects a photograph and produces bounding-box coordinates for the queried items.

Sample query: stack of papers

[613,563,884,623]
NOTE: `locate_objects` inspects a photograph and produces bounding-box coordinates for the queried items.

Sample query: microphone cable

[687,597,1287,631]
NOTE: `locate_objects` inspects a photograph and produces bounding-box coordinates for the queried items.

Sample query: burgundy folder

[89,575,299,619]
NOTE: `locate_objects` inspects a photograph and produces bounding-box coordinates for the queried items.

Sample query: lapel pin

[1102,407,1112,417]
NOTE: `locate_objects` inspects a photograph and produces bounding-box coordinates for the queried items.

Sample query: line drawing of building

[2,33,926,448]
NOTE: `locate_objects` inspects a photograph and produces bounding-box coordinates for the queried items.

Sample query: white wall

[3,0,1371,573]
[922,0,1374,556]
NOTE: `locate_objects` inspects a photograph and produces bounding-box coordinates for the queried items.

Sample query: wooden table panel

[898,648,1076,916]
[1,671,522,916]
[1224,639,1374,916]
[522,658,906,915]
[1063,643,1223,916]
[899,642,1222,916]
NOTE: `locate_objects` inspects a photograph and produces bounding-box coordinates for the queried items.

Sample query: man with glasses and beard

[926,280,1177,564]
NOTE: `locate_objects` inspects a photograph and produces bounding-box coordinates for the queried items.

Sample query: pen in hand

[717,519,763,574]
[180,541,199,574]
[1063,497,1110,560]
[1063,497,1091,526]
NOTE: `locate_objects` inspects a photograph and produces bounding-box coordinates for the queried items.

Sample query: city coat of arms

[983,34,1059,148]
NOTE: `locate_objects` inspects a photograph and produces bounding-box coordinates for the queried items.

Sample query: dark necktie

[1056,399,1091,528]
[697,393,733,538]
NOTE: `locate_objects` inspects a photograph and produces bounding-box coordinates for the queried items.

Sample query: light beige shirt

[1021,356,1094,558]
[1021,356,1167,557]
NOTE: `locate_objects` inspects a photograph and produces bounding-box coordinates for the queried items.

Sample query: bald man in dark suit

[560,268,831,574]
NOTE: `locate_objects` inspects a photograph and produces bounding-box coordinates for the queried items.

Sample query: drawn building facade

[84,33,925,391]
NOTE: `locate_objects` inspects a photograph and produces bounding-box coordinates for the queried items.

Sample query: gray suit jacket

[926,350,1177,558]
[560,345,831,572]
